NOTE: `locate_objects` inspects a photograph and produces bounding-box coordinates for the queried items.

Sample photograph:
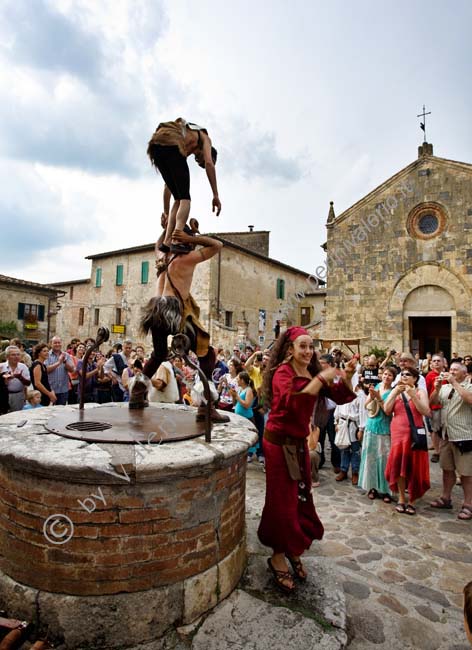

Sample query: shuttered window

[95,268,102,287]
[141,261,149,284]
[276,278,285,300]
[116,265,124,286]
[17,303,45,321]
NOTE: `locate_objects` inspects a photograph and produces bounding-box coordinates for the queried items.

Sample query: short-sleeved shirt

[46,351,73,393]
[76,360,97,395]
[248,366,263,392]
[0,362,30,393]
[426,370,442,410]
[150,362,179,403]
[438,380,472,442]
[104,353,128,390]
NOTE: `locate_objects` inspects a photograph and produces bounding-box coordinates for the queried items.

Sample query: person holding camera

[429,362,472,520]
[425,354,446,463]
[379,349,400,372]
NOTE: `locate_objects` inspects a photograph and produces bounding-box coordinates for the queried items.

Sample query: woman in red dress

[257,327,356,593]
[384,367,431,515]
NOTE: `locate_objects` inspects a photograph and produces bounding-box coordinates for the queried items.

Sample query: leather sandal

[368,488,378,500]
[457,505,472,521]
[430,497,453,509]
[267,558,295,593]
[286,555,307,581]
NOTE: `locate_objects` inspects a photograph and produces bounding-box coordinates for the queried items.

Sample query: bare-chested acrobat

[141,224,229,422]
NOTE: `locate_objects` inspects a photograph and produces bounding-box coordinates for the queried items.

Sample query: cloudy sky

[1,0,471,284]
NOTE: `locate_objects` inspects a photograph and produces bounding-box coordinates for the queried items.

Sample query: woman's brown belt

[263,429,306,482]
[263,429,306,450]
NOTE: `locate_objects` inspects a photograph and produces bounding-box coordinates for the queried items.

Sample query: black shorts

[148,144,191,200]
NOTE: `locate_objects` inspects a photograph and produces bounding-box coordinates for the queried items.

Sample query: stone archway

[403,285,454,357]
[388,263,471,354]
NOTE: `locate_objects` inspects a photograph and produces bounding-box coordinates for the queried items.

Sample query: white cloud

[0,0,471,286]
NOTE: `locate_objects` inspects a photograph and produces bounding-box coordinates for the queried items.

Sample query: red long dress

[384,394,430,502]
[257,364,355,556]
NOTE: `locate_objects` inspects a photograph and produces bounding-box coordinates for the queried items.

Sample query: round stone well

[0,403,257,649]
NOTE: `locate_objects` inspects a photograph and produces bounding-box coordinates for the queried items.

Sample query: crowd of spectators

[1,337,471,521]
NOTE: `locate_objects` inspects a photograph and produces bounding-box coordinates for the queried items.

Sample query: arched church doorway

[403,285,454,359]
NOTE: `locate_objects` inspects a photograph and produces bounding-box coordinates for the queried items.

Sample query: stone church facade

[323,142,472,358]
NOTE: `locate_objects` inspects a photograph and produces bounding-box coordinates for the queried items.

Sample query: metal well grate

[66,421,112,432]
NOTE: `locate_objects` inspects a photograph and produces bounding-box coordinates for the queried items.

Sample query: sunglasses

[401,372,413,377]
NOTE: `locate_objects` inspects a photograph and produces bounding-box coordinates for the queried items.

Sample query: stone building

[0,274,64,345]
[53,230,326,350]
[323,142,472,357]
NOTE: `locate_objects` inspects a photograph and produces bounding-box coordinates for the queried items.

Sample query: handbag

[401,393,427,451]
[334,419,351,450]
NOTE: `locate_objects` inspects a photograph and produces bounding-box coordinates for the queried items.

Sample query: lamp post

[121,291,129,339]
[46,292,65,342]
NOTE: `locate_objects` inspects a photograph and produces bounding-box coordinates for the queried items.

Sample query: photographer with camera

[429,363,472,520]
[379,349,400,372]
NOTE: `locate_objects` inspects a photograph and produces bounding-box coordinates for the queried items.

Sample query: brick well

[0,404,257,649]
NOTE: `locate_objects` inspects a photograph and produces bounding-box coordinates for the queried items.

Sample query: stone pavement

[245,456,471,650]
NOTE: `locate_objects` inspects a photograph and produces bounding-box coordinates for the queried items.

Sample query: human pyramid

[129,117,229,422]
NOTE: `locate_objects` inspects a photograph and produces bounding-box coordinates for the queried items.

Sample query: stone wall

[54,280,91,344]
[216,231,270,256]
[324,152,472,354]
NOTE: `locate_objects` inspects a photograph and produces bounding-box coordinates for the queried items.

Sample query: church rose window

[406,202,447,240]
[418,214,439,234]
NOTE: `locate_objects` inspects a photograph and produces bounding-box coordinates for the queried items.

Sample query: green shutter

[17,303,25,319]
[276,278,285,300]
[141,261,149,284]
[116,264,123,286]
[95,267,102,287]
[38,305,45,321]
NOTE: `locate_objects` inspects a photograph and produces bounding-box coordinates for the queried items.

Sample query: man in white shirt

[0,345,31,411]
[392,352,427,391]
[104,340,133,402]
[430,363,472,520]
[149,360,179,403]
[334,384,365,485]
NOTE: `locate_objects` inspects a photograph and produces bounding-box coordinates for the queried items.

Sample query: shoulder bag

[401,393,427,451]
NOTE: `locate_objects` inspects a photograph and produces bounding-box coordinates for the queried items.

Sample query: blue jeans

[341,440,361,474]
[54,392,68,406]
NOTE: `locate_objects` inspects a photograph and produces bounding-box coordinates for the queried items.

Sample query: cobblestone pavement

[245,455,471,649]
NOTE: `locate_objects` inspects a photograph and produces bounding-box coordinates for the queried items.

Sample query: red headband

[286,326,309,341]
